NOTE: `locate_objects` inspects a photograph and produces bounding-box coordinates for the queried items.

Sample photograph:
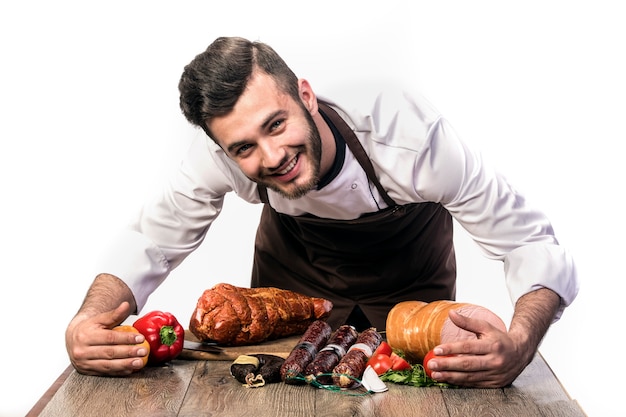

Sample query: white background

[1,1,623,416]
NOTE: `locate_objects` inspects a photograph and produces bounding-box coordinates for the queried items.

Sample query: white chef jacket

[100,84,579,319]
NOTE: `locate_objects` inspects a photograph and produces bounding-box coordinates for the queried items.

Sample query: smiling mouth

[275,154,298,176]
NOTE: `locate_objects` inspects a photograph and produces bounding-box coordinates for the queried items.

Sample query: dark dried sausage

[332,327,382,388]
[255,354,285,384]
[304,325,358,384]
[280,320,332,384]
[230,354,286,387]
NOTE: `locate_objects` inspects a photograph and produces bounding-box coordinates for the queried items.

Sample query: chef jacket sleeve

[414,117,579,320]
[96,135,235,312]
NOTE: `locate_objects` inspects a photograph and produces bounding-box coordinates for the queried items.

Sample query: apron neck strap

[318,102,397,207]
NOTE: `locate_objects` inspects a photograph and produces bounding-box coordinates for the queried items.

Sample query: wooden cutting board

[179,330,300,361]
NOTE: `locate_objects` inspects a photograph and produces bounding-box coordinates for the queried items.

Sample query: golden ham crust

[386,300,507,361]
[189,283,333,346]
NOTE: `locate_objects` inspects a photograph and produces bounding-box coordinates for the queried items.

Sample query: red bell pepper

[134,310,184,364]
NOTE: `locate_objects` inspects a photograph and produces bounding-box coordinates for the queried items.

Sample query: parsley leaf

[379,364,457,388]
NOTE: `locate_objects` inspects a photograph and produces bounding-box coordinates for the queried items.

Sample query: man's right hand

[65,301,148,376]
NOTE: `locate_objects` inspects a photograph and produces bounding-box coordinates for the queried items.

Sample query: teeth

[277,156,297,175]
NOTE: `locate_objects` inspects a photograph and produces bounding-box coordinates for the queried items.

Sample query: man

[65,37,578,387]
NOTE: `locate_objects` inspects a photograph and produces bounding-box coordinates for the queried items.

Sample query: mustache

[266,154,295,175]
[261,146,307,176]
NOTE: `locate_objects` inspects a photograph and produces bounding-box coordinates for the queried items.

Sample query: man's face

[208,72,322,199]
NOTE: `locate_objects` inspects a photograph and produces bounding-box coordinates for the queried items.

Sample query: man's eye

[236,144,252,155]
[270,120,283,131]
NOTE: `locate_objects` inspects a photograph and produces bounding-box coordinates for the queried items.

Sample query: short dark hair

[178,37,299,137]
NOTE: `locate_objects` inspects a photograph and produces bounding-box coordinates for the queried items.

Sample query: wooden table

[28,353,586,417]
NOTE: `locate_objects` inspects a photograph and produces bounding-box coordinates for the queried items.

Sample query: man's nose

[258,140,285,170]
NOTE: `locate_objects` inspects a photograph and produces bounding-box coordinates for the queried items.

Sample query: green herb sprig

[379,363,457,388]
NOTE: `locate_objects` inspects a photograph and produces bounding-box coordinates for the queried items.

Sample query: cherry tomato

[367,353,393,375]
[390,352,411,371]
[373,341,393,357]
[423,349,453,378]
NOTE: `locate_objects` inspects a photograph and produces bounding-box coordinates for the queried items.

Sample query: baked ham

[189,283,333,346]
[386,300,508,361]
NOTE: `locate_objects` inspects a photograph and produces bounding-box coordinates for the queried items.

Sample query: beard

[258,108,322,200]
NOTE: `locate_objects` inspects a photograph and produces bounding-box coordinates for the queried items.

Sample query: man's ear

[298,78,318,115]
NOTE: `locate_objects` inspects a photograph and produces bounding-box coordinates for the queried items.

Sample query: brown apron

[251,102,456,331]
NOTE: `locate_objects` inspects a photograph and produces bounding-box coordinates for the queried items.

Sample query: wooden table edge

[535,352,586,413]
[25,364,74,417]
[25,352,585,416]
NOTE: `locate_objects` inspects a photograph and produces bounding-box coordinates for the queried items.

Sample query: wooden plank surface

[311,382,447,417]
[177,359,586,417]
[178,361,448,417]
[33,354,587,417]
[179,363,319,417]
[38,361,196,417]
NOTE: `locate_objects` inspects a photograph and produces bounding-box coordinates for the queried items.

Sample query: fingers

[67,302,147,376]
[71,331,148,376]
[101,301,134,329]
[434,339,495,358]
[428,315,521,387]
[74,344,148,376]
[75,357,147,377]
[428,354,517,388]
[435,309,507,356]
[428,353,490,377]
[447,309,497,337]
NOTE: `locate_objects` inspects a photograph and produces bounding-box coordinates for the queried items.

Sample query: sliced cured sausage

[332,327,382,388]
[280,320,332,384]
[304,325,358,384]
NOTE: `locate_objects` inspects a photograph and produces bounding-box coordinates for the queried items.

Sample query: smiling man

[65,36,578,388]
[208,72,328,200]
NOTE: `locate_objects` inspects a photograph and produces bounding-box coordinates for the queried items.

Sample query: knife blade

[183,340,223,354]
